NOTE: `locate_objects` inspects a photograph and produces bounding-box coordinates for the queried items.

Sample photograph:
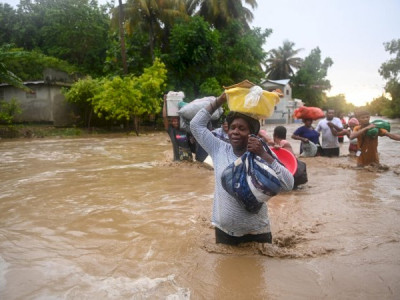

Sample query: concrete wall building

[261,79,303,124]
[0,69,77,126]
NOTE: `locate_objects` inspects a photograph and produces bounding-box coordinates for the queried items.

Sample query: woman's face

[228,118,250,150]
[222,121,229,133]
[358,114,370,126]
[171,117,179,129]
[303,119,313,127]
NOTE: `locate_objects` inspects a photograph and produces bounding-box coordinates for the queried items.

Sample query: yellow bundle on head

[224,80,281,120]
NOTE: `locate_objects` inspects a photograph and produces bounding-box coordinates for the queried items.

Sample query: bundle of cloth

[221,136,284,214]
[366,120,391,137]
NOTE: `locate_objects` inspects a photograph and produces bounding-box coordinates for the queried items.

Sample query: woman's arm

[162,95,169,130]
[206,92,226,114]
[384,131,400,141]
[291,134,309,143]
[281,142,295,154]
[349,124,375,139]
[190,93,227,155]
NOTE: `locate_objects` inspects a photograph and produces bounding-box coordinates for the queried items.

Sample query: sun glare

[327,86,386,107]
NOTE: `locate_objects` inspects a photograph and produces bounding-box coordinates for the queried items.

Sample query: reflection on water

[1,118,400,299]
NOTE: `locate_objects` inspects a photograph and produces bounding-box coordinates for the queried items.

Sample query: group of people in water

[163,92,400,247]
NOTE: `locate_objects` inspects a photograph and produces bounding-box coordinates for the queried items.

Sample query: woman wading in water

[190,93,294,245]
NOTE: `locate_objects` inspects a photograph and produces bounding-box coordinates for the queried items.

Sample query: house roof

[0,81,72,87]
[261,79,290,86]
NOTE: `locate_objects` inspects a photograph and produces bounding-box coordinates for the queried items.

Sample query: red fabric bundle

[293,106,324,120]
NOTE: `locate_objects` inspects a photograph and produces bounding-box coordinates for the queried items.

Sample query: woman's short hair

[226,111,260,134]
[354,108,370,118]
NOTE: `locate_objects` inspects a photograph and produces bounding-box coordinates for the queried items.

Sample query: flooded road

[1,118,400,299]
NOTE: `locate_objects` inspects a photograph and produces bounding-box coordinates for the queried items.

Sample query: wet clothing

[316,117,343,156]
[349,140,358,153]
[348,129,358,154]
[354,125,387,166]
[167,126,193,161]
[215,227,272,245]
[338,118,347,143]
[321,147,339,157]
[190,108,293,241]
[293,125,321,154]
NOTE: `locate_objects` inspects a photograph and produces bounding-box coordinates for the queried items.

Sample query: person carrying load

[190,81,293,246]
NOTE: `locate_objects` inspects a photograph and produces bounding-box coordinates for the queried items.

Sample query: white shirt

[190,108,294,236]
[316,117,343,149]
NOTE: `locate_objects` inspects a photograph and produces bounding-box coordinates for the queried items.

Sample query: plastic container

[166,91,185,116]
[271,148,298,175]
[224,80,280,120]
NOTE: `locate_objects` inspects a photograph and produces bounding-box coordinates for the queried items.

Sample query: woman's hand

[208,92,226,114]
[247,135,265,156]
[216,92,227,106]
[248,136,274,163]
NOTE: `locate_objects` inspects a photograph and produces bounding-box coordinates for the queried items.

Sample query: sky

[2,0,400,106]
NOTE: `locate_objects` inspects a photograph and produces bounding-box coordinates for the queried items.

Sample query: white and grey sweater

[190,108,294,237]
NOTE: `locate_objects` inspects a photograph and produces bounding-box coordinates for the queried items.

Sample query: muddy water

[1,117,399,299]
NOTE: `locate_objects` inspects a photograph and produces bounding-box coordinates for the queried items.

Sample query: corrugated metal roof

[0,81,72,87]
[261,79,290,86]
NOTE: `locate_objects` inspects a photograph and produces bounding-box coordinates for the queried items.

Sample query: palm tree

[118,0,128,74]
[195,0,258,29]
[116,0,186,61]
[264,40,303,80]
[0,45,29,91]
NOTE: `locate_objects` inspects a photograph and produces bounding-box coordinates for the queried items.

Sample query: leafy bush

[0,98,21,124]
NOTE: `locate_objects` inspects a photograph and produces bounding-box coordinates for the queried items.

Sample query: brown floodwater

[1,117,400,299]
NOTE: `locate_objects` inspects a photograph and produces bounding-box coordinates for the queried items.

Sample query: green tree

[167,16,219,98]
[0,99,21,124]
[93,58,167,134]
[62,77,103,127]
[12,0,110,76]
[215,21,271,86]
[379,39,400,118]
[118,0,185,62]
[199,77,223,96]
[0,44,29,90]
[291,47,333,107]
[4,46,77,81]
[104,29,153,76]
[365,95,391,116]
[323,94,355,116]
[195,0,258,29]
[0,3,18,44]
[264,40,303,80]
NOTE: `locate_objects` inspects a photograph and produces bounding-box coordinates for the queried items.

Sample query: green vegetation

[291,47,333,107]
[0,98,21,124]
[63,58,167,135]
[1,0,399,134]
[376,39,400,118]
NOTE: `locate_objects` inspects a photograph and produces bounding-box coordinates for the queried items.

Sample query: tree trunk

[149,20,155,61]
[118,0,128,74]
[133,115,140,136]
